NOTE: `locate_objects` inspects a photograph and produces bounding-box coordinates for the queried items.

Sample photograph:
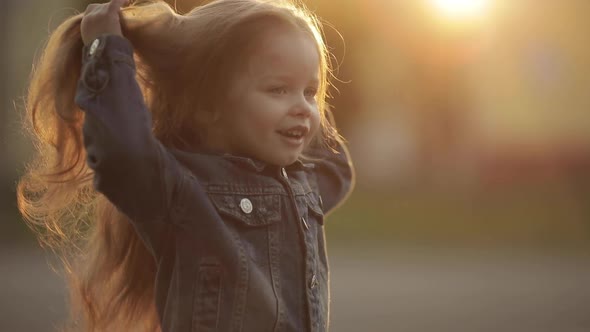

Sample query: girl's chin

[264,152,301,167]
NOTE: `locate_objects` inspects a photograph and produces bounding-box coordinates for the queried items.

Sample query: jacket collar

[184,145,315,173]
[221,154,315,173]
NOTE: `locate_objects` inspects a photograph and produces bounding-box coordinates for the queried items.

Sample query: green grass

[325,182,590,250]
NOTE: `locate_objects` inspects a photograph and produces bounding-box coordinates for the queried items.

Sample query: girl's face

[209,23,321,167]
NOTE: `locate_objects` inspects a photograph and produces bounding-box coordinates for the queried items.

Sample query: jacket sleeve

[74,34,198,254]
[307,139,355,216]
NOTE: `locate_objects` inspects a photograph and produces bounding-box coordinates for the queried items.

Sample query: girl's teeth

[282,130,302,138]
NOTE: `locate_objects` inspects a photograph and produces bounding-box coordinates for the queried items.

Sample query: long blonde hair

[17,0,338,331]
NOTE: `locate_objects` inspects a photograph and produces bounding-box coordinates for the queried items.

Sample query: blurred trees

[3,0,590,247]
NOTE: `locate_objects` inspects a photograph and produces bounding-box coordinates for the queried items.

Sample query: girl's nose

[289,96,312,118]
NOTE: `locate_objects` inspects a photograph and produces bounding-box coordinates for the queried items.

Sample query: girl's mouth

[277,129,305,139]
[276,125,309,139]
[277,127,308,146]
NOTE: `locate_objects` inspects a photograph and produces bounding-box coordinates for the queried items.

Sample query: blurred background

[2,0,590,331]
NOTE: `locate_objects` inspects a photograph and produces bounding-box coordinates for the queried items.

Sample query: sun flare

[431,0,489,18]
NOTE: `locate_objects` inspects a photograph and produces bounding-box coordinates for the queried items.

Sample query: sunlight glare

[431,0,489,18]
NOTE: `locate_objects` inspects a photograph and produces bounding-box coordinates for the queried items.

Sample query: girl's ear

[197,107,223,140]
[210,108,222,123]
[194,105,221,126]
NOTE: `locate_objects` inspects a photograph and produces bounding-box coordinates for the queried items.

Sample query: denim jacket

[74,34,354,332]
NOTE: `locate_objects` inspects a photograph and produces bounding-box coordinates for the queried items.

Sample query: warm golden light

[431,0,489,18]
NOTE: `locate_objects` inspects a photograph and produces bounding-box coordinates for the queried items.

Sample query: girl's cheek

[312,109,321,127]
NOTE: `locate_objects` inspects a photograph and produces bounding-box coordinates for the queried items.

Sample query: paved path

[328,246,590,332]
[1,245,589,332]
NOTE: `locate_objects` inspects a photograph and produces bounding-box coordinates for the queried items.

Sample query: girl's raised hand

[80,0,129,45]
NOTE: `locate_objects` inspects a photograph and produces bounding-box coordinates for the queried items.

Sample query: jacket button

[310,274,318,289]
[301,217,310,230]
[281,167,288,179]
[89,38,100,56]
[239,198,253,214]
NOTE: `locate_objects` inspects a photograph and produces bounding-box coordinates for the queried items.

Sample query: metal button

[89,38,100,56]
[310,274,318,289]
[239,198,253,214]
[301,217,310,230]
[281,167,288,179]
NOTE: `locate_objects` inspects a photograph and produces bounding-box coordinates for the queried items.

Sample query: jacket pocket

[193,258,222,332]
[208,193,281,227]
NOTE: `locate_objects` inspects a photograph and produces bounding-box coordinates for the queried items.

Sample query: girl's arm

[307,140,355,216]
[74,34,197,240]
[74,0,206,255]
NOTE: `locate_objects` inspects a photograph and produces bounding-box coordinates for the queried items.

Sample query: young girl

[17,0,354,331]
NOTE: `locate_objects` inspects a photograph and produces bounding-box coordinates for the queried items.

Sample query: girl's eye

[269,87,288,95]
[304,88,318,97]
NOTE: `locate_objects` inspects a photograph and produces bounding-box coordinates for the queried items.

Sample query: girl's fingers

[80,0,127,44]
[108,0,129,14]
[84,3,99,14]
